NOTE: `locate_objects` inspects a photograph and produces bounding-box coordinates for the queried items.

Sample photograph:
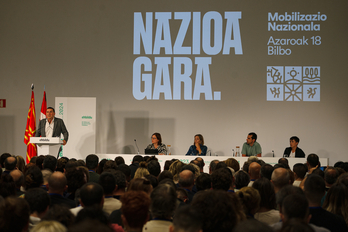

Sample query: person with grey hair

[271,167,290,193]
[142,183,177,232]
[10,169,25,196]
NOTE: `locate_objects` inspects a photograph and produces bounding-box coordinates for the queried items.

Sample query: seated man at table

[283,136,305,158]
[241,132,262,157]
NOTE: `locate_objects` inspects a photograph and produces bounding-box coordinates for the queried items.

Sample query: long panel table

[96,154,328,173]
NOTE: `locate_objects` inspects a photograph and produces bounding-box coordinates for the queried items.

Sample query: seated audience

[271,167,290,193]
[30,220,67,232]
[234,170,250,192]
[248,162,261,186]
[260,164,274,181]
[170,205,202,232]
[86,154,100,183]
[121,191,150,232]
[142,183,176,231]
[252,177,281,226]
[99,172,122,215]
[0,197,30,232]
[237,187,261,219]
[304,174,348,231]
[24,188,51,230]
[292,163,306,187]
[47,171,76,209]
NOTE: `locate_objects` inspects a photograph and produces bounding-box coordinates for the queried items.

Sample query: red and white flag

[40,91,47,120]
[24,90,37,163]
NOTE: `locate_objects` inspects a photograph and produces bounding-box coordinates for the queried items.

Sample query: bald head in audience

[179,170,195,191]
[248,162,261,180]
[47,171,68,195]
[271,167,290,193]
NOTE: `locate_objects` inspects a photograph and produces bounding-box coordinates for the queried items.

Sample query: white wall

[0,0,347,165]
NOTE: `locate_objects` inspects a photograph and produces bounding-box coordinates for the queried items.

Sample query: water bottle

[236,146,240,157]
[167,145,171,155]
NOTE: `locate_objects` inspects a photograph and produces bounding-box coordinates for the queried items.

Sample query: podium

[30,137,63,156]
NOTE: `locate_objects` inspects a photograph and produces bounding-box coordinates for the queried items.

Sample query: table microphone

[134,139,140,155]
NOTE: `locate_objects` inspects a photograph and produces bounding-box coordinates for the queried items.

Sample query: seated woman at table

[283,136,305,158]
[146,132,167,155]
[185,134,207,156]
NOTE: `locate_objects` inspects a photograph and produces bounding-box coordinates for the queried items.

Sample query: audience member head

[41,204,75,228]
[47,171,67,194]
[30,156,37,164]
[0,152,11,168]
[36,155,45,170]
[196,173,212,192]
[170,205,202,232]
[86,154,99,171]
[30,221,67,232]
[293,163,307,180]
[179,169,195,190]
[134,162,150,178]
[271,167,290,192]
[225,158,240,172]
[242,160,252,173]
[169,160,185,182]
[0,174,16,198]
[234,170,250,190]
[191,190,244,232]
[215,161,227,170]
[10,169,24,191]
[4,156,17,171]
[0,197,30,232]
[56,157,68,173]
[121,190,150,231]
[24,188,50,217]
[322,183,348,224]
[116,164,131,182]
[103,160,117,172]
[115,156,125,166]
[144,174,158,189]
[15,155,25,173]
[24,165,43,190]
[158,170,174,183]
[304,174,326,206]
[276,185,304,212]
[66,168,87,196]
[278,158,290,169]
[260,164,274,180]
[65,160,78,173]
[306,153,319,169]
[237,187,261,217]
[132,155,143,164]
[68,220,112,232]
[128,177,153,195]
[209,160,219,174]
[164,160,173,171]
[99,172,116,196]
[43,155,57,172]
[150,183,177,219]
[113,170,127,191]
[212,167,232,191]
[311,168,324,178]
[147,160,161,177]
[324,167,339,187]
[338,172,348,188]
[96,159,107,174]
[79,182,104,208]
[281,194,310,222]
[42,169,53,185]
[248,162,261,180]
[252,177,276,210]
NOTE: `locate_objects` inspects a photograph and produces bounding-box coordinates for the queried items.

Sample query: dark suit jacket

[309,207,348,232]
[283,147,305,158]
[35,117,69,142]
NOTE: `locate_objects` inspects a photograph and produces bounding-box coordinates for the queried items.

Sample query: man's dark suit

[35,117,69,142]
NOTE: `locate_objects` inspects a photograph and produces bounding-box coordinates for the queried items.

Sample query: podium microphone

[134,139,140,155]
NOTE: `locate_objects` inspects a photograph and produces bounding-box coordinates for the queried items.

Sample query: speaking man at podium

[35,107,69,145]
